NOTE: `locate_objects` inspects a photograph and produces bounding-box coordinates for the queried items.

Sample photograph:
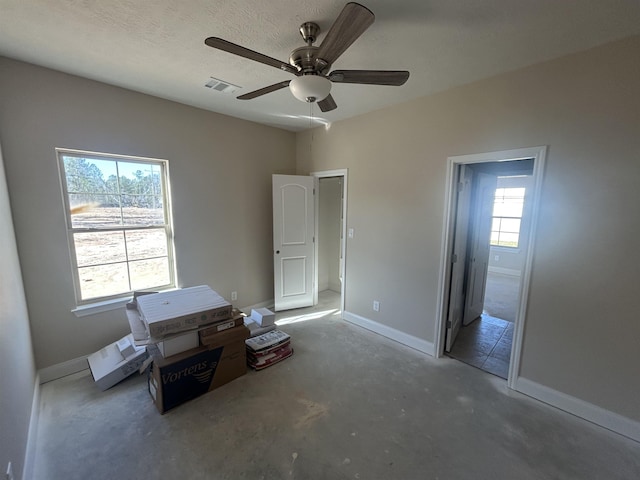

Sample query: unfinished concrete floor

[32,291,640,479]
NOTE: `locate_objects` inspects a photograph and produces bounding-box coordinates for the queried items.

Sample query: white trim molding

[515,377,640,443]
[343,311,435,356]
[38,355,88,384]
[23,375,41,480]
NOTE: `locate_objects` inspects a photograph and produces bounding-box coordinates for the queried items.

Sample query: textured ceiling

[1,0,640,131]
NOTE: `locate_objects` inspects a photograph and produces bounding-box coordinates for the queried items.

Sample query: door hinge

[313,188,316,195]
[457,181,465,193]
[313,236,315,243]
[446,320,452,328]
[451,253,458,264]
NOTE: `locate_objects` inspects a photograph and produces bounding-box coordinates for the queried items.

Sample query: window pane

[121,199,164,226]
[498,233,519,247]
[490,232,500,244]
[117,162,163,196]
[126,229,168,260]
[493,201,523,217]
[500,218,521,233]
[74,231,126,267]
[129,258,171,291]
[70,197,123,228]
[63,157,118,193]
[78,263,129,300]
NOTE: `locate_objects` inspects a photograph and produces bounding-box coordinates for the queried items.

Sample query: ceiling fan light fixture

[289,75,331,103]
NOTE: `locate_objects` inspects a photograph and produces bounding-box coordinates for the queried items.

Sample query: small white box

[250,308,275,327]
[116,335,136,359]
[157,331,199,358]
[87,334,148,391]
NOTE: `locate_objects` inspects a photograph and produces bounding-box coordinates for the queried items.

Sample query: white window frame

[490,187,526,249]
[57,148,176,312]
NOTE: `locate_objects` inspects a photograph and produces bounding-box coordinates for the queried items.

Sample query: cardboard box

[87,334,148,391]
[147,326,250,414]
[199,324,248,347]
[126,306,243,345]
[137,286,232,337]
[116,335,136,358]
[250,307,275,327]
[199,313,245,338]
[157,330,199,358]
[244,317,277,337]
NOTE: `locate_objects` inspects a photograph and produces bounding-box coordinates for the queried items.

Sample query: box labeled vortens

[148,326,250,413]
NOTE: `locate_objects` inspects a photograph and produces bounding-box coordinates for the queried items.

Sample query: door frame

[311,169,348,314]
[434,146,547,389]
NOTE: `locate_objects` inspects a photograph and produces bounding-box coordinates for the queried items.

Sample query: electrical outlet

[373,300,380,312]
[6,461,14,480]
[231,291,237,301]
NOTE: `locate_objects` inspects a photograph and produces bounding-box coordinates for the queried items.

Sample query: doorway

[313,169,348,314]
[435,147,546,388]
[272,170,347,313]
[447,173,532,378]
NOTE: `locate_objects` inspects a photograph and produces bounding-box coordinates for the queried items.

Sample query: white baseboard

[22,375,41,480]
[515,377,640,443]
[343,311,435,356]
[488,266,521,276]
[38,356,88,384]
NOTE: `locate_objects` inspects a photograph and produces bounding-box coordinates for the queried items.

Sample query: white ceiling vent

[204,77,240,94]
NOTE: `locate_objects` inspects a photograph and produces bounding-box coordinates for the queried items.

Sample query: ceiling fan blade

[205,37,298,75]
[237,81,291,100]
[316,3,375,67]
[329,70,410,86]
[318,94,337,112]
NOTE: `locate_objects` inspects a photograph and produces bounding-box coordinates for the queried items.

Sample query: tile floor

[448,314,513,379]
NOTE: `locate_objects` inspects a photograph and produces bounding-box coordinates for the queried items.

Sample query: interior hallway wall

[296,35,640,423]
[0,142,36,480]
[0,57,296,371]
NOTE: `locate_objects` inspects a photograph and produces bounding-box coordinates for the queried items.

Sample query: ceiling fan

[204,2,410,112]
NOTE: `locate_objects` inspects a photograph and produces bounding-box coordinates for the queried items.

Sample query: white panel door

[273,174,315,311]
[446,165,473,352]
[463,173,497,325]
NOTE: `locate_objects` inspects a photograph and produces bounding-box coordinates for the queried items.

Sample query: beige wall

[297,36,640,422]
[0,143,36,480]
[0,57,296,370]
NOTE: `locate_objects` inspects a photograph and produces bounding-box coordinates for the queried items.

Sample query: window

[490,186,525,248]
[57,149,175,304]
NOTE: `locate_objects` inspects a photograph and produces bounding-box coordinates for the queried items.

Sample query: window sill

[71,286,179,317]
[72,297,132,318]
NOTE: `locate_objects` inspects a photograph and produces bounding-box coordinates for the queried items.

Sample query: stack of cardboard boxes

[126,285,250,414]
